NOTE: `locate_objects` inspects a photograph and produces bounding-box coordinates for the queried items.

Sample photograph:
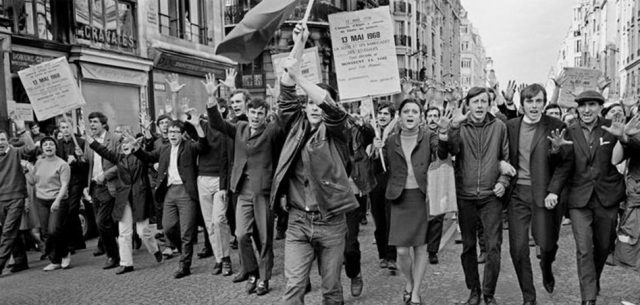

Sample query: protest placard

[271,47,322,95]
[329,6,401,100]
[558,67,602,108]
[17,57,85,121]
[7,100,34,122]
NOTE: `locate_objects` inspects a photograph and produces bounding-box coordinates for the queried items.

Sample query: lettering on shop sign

[75,24,136,49]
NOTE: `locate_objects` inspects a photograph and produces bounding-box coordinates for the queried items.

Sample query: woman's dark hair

[40,136,58,151]
[398,98,423,115]
[168,120,185,133]
[247,98,270,113]
[544,103,562,114]
[602,103,626,118]
[464,87,490,105]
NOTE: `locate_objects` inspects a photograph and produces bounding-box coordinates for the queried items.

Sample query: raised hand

[402,81,415,97]
[553,69,568,88]
[547,128,573,148]
[625,113,640,136]
[165,73,185,93]
[139,112,152,130]
[201,73,221,96]
[292,22,310,44]
[437,107,454,131]
[502,80,517,102]
[221,68,237,89]
[517,83,527,95]
[184,108,200,127]
[451,102,466,127]
[9,111,26,132]
[602,113,626,137]
[597,75,612,92]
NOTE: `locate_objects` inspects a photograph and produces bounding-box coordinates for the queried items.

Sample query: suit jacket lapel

[530,116,548,152]
[590,120,607,161]
[571,123,590,160]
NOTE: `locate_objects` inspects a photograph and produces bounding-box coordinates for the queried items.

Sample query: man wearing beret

[550,90,626,305]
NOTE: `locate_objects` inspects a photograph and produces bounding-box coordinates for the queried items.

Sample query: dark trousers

[458,195,503,298]
[11,231,28,267]
[35,197,70,264]
[0,198,25,269]
[427,214,445,254]
[276,205,289,234]
[569,194,618,301]
[91,183,119,260]
[227,191,238,237]
[65,184,85,249]
[235,182,274,281]
[163,185,198,269]
[369,180,396,261]
[284,207,347,305]
[508,185,561,302]
[345,194,366,279]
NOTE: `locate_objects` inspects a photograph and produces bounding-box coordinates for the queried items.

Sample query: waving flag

[216,0,299,63]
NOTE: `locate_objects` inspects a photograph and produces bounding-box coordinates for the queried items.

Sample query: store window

[3,0,55,40]
[240,56,263,88]
[74,0,137,53]
[158,0,208,45]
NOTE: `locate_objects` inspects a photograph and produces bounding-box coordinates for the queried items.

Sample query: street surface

[1,216,639,305]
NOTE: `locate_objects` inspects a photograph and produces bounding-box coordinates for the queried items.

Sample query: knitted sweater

[0,132,35,201]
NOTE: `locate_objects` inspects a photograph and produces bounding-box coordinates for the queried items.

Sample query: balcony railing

[224,5,247,25]
[394,34,410,47]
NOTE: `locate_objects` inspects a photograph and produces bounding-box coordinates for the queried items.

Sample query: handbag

[427,157,457,216]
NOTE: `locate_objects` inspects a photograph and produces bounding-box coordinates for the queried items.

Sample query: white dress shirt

[167,145,183,186]
[92,131,106,181]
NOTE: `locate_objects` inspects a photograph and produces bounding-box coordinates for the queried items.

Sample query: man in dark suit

[505,84,568,305]
[550,90,626,305]
[132,113,209,279]
[83,112,120,269]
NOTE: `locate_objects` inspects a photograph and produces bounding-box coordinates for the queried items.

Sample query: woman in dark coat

[373,99,450,305]
[87,134,161,275]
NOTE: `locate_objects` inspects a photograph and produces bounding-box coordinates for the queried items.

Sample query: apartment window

[576,40,582,52]
[461,25,467,33]
[240,56,263,88]
[75,0,136,52]
[461,59,471,68]
[4,0,54,40]
[574,56,581,66]
[158,0,208,44]
[461,41,469,51]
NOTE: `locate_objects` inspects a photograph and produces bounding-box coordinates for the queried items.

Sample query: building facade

[459,8,486,93]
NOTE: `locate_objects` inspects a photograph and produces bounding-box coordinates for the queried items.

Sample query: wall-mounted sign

[10,52,57,73]
[75,23,136,49]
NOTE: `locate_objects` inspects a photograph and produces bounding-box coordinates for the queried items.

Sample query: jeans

[91,183,119,260]
[344,194,365,278]
[163,185,197,269]
[35,197,70,264]
[283,208,347,305]
[458,195,503,298]
[197,176,231,264]
[0,198,25,269]
[118,203,159,267]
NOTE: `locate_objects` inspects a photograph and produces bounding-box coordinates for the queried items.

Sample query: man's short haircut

[88,112,108,126]
[230,89,252,103]
[425,106,441,117]
[0,129,7,138]
[398,98,423,115]
[464,87,490,105]
[602,103,626,118]
[317,83,338,102]
[247,98,269,113]
[544,103,562,114]
[520,84,547,106]
[156,114,172,125]
[168,120,185,133]
[377,101,396,117]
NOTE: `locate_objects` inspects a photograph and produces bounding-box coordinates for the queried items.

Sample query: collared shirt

[167,144,183,186]
[579,117,599,149]
[1,146,10,156]
[92,131,106,181]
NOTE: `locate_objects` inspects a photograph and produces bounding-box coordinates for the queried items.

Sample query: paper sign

[17,57,86,121]
[558,67,602,108]
[329,6,401,100]
[271,47,322,95]
[7,100,34,122]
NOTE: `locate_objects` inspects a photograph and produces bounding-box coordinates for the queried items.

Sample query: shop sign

[75,23,136,50]
[10,52,57,73]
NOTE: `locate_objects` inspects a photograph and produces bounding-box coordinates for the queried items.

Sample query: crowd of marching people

[1,23,640,305]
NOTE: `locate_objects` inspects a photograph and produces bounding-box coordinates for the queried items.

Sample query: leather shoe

[174,267,191,279]
[93,249,105,257]
[245,275,258,294]
[350,274,363,297]
[523,301,537,305]
[103,258,119,270]
[232,272,249,283]
[197,248,213,259]
[484,296,499,305]
[379,259,388,269]
[428,252,439,264]
[255,280,270,296]
[211,263,222,275]
[275,230,286,240]
[222,257,232,276]
[115,266,134,275]
[9,263,28,273]
[153,251,163,263]
[229,238,238,250]
[580,301,596,305]
[464,288,481,305]
[540,261,555,293]
[388,260,397,275]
